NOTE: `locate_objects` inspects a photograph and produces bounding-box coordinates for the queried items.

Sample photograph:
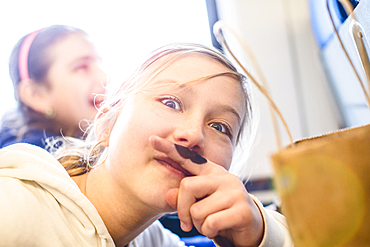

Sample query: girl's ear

[95,106,112,147]
[18,79,53,114]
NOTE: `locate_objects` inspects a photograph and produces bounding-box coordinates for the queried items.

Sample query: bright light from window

[0,0,212,116]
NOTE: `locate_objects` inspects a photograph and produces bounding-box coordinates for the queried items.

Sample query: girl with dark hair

[0,25,108,148]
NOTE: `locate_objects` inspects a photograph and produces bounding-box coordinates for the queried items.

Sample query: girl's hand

[150,136,264,247]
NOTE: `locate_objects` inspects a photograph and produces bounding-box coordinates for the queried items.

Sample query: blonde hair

[48,43,255,176]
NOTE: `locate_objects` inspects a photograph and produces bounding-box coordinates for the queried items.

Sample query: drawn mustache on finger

[174,144,207,165]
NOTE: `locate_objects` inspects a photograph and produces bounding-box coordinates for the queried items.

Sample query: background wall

[216,0,340,183]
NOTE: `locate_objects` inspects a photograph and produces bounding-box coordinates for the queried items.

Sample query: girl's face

[104,54,246,212]
[45,33,107,135]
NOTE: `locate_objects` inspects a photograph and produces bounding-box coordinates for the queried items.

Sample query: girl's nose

[96,67,109,88]
[172,118,205,153]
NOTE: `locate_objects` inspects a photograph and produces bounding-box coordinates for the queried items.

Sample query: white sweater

[0,144,292,246]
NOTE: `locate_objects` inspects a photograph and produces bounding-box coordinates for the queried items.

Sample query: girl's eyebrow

[218,105,242,126]
[70,55,101,67]
[150,79,194,93]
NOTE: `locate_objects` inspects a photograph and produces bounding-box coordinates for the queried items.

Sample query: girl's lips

[154,156,192,177]
[90,97,103,107]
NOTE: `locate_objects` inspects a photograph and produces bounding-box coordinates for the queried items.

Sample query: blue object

[309,0,360,48]
[181,235,216,247]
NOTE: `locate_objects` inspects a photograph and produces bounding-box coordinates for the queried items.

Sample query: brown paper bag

[271,125,370,246]
[270,0,370,245]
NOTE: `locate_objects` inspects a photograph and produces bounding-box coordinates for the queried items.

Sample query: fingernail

[175,144,207,165]
[180,221,192,232]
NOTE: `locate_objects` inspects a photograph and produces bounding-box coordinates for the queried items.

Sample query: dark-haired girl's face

[44,33,108,135]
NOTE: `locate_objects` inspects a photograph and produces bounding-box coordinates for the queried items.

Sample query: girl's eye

[209,122,232,137]
[74,64,89,71]
[160,97,182,111]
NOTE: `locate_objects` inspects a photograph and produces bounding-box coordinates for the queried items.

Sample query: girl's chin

[163,204,177,213]
[158,192,177,212]
[148,201,177,217]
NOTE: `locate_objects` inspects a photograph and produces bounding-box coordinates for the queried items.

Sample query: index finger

[149,135,212,176]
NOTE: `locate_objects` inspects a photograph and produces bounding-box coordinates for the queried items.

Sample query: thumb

[165,188,179,209]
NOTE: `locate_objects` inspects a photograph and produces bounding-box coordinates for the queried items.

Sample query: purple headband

[18,29,42,81]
